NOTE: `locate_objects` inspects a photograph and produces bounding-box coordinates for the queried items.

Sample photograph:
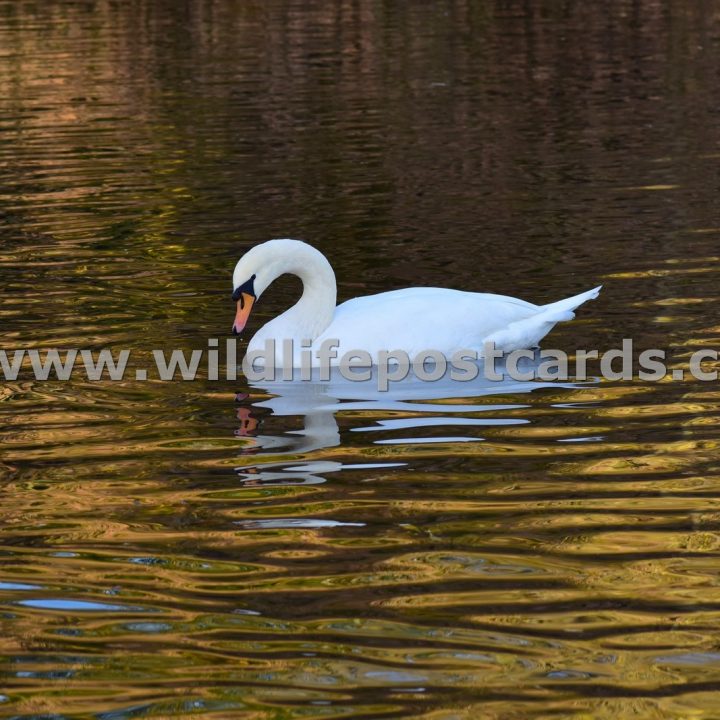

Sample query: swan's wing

[316,288,540,356]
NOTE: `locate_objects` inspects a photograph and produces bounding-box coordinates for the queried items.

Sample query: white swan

[231,239,600,367]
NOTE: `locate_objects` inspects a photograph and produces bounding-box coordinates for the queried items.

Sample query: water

[2,1,720,717]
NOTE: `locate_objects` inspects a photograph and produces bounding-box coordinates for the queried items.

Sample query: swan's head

[231,239,329,336]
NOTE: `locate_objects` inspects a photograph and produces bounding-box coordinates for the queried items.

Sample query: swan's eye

[232,274,256,304]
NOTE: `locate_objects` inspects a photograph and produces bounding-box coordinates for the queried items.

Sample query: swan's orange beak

[232,293,255,335]
[232,274,257,336]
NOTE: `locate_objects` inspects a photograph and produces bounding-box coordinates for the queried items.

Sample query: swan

[231,239,600,367]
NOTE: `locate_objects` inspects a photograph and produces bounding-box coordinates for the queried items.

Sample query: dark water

[2,1,720,717]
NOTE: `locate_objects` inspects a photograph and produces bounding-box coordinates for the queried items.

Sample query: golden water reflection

[3,0,720,718]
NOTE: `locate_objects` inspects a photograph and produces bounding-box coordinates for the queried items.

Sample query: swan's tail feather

[483,286,601,353]
[541,285,602,316]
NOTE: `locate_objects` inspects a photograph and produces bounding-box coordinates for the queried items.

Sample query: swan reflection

[233,357,593,486]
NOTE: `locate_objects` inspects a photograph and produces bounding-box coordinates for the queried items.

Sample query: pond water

[2,1,720,718]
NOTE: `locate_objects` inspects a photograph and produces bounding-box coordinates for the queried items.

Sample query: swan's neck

[264,249,337,342]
